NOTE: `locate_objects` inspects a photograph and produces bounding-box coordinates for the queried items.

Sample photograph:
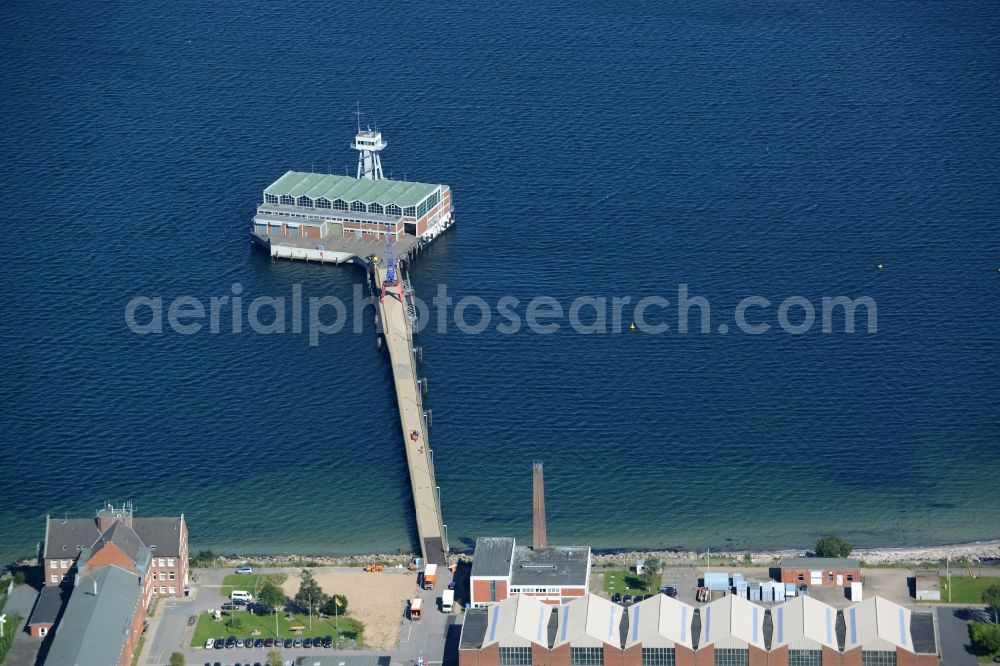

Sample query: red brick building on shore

[470,537,592,608]
[43,502,189,597]
[29,502,189,666]
[780,558,862,588]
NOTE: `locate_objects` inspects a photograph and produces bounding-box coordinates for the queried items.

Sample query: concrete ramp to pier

[374,267,448,565]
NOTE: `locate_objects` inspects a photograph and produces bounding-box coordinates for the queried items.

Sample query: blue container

[705,572,729,591]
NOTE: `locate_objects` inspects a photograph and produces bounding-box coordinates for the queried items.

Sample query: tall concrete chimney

[532,462,547,550]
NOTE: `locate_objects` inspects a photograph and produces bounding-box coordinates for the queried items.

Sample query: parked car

[611,593,622,603]
[254,638,264,648]
[303,637,313,648]
[622,594,633,605]
[236,638,245,648]
[293,638,303,648]
[284,638,293,648]
[264,638,274,647]
[323,635,334,647]
[214,638,224,649]
[205,638,215,649]
[447,580,456,590]
[225,636,237,648]
[660,586,677,597]
[235,566,253,574]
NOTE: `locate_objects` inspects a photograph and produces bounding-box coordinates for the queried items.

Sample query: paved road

[3,583,42,665]
[935,606,982,666]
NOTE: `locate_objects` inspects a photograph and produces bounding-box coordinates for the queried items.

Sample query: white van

[230,590,253,603]
[441,589,454,613]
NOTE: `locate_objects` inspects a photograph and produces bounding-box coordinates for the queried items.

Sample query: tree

[258,581,286,613]
[294,568,327,613]
[641,558,662,592]
[814,536,852,558]
[322,594,349,616]
[266,650,284,666]
[984,584,1000,624]
[970,622,1000,656]
[189,549,216,567]
[168,653,185,666]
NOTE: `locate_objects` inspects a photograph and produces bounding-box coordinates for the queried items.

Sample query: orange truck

[422,563,438,590]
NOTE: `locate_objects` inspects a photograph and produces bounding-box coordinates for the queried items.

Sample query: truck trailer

[423,563,438,589]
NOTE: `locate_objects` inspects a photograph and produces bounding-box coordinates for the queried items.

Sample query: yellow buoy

[629,322,636,332]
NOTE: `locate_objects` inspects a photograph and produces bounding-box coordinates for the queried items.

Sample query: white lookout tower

[352,104,387,181]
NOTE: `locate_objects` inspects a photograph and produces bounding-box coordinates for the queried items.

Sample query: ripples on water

[1,0,998,561]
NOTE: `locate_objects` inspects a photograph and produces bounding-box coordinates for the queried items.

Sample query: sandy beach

[280,568,418,649]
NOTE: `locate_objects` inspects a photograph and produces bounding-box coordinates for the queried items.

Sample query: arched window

[333,199,348,211]
[386,204,401,216]
[297,196,312,207]
[369,203,384,214]
[265,194,278,205]
[279,195,295,205]
[350,201,366,212]
[316,198,331,209]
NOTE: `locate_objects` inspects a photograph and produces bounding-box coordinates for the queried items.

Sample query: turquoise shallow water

[1,0,999,563]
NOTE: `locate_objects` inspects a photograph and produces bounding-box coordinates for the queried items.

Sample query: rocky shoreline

[198,539,1000,569]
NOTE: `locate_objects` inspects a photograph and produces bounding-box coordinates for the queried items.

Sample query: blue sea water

[1,0,999,563]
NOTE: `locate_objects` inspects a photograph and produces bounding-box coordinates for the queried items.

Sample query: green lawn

[603,570,653,597]
[190,609,363,648]
[130,636,145,666]
[939,576,1000,604]
[220,573,287,598]
[0,615,22,665]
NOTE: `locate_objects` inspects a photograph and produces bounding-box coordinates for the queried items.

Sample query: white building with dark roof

[470,537,591,607]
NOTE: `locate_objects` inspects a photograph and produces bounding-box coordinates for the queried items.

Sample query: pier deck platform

[374,266,447,565]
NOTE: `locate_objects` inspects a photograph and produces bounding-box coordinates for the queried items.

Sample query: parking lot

[140,566,458,666]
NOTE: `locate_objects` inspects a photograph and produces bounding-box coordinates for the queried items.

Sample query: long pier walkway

[373,266,448,565]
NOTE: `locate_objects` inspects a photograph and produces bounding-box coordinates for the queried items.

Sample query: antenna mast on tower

[352,102,387,180]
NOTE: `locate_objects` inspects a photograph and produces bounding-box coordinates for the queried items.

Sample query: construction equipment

[380,233,402,303]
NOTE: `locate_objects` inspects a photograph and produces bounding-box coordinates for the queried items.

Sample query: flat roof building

[780,557,862,587]
[470,537,591,607]
[913,570,941,601]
